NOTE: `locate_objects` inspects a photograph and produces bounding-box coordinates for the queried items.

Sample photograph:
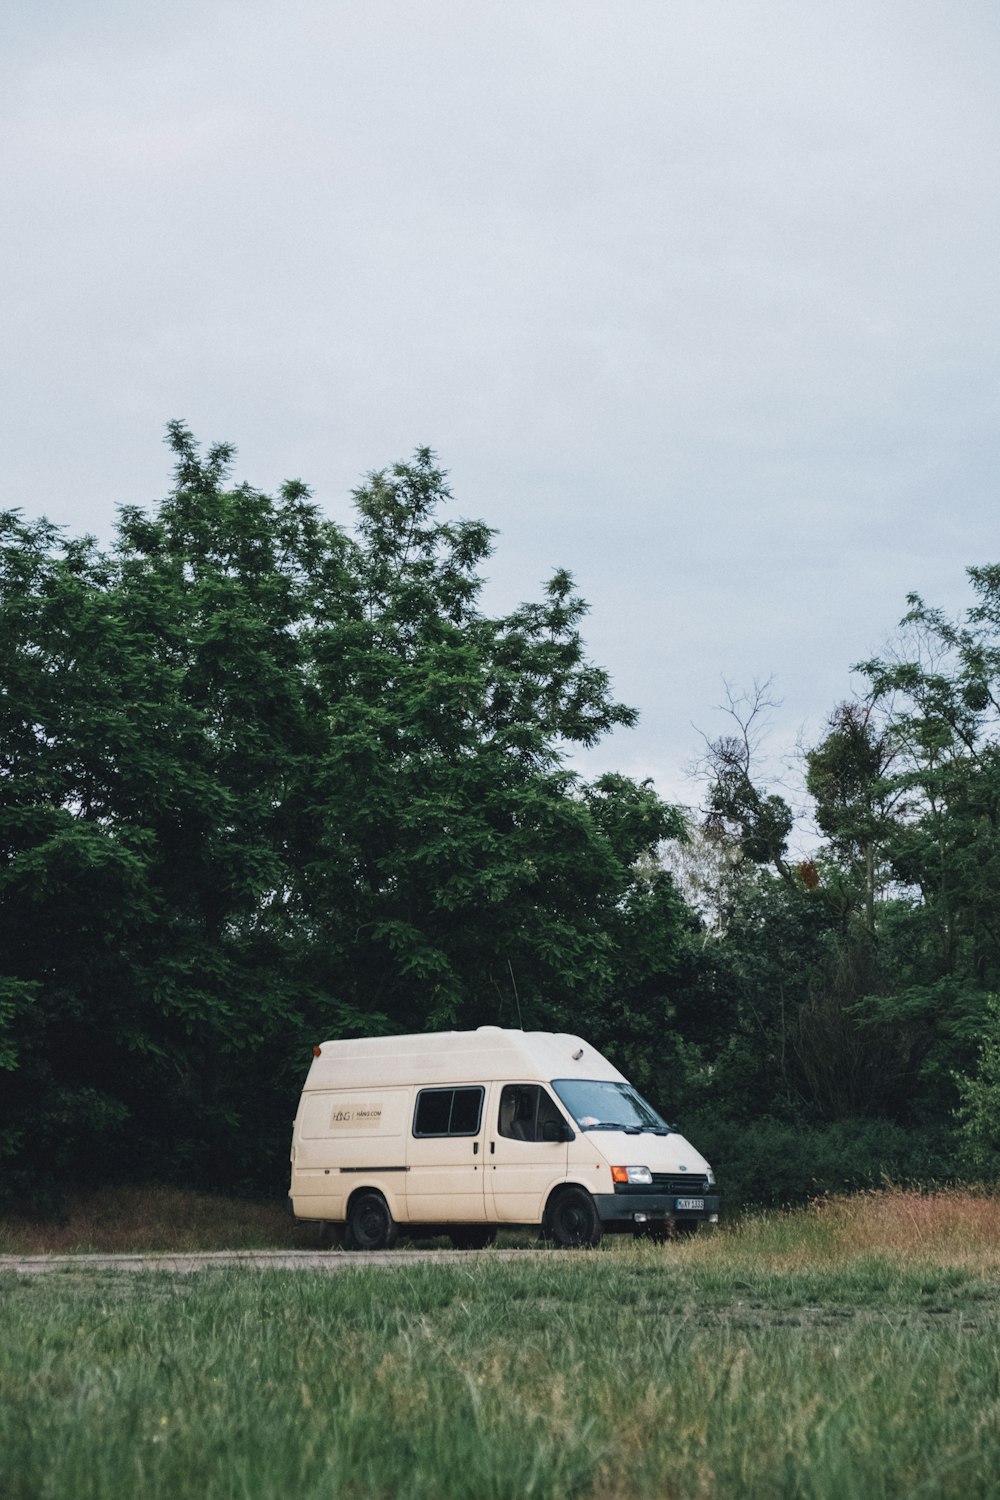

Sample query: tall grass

[0,1185,317,1254]
[715,1185,1000,1275]
[5,1181,1000,1265]
[3,1192,1000,1499]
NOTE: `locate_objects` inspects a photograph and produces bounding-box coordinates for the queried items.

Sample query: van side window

[413,1086,484,1137]
[498,1085,564,1143]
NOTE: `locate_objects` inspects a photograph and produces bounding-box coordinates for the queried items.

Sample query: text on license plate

[675,1197,705,1212]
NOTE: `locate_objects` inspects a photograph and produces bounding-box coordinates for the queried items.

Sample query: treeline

[685,569,1000,1198]
[2,427,998,1209]
[0,427,691,1203]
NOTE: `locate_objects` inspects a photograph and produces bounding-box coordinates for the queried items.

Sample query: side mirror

[542,1119,575,1143]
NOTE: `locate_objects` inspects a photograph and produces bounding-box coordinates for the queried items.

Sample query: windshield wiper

[584,1121,642,1133]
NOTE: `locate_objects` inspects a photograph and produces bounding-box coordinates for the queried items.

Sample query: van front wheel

[545,1188,603,1249]
[345,1191,398,1251]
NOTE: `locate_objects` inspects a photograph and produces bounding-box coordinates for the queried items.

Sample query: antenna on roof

[507,958,524,1030]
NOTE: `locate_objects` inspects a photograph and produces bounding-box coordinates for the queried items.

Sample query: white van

[289,1027,719,1248]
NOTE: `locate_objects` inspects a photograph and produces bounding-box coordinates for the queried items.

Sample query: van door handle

[473,1141,479,1154]
[490,1141,495,1154]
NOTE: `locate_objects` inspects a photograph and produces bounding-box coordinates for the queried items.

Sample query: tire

[545,1187,603,1249]
[345,1191,398,1251]
[448,1226,498,1250]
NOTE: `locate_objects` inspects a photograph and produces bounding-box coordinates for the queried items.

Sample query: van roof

[303,1027,627,1091]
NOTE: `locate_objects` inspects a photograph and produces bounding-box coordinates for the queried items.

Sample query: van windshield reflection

[551,1080,670,1135]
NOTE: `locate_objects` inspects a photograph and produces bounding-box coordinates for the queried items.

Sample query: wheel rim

[554,1196,594,1246]
[563,1207,586,1242]
[354,1200,387,1248]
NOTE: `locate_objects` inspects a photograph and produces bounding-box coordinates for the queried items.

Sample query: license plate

[675,1197,705,1212]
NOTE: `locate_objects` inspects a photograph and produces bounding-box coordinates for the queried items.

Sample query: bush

[684,1113,961,1214]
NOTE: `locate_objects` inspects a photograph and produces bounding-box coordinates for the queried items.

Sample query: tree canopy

[693,569,1000,1158]
[0,428,687,1195]
[5,427,1000,1207]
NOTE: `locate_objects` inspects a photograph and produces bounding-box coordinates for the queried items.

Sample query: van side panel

[291,1087,409,1221]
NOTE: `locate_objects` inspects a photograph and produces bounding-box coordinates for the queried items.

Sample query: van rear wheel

[345,1191,398,1251]
[545,1188,603,1249]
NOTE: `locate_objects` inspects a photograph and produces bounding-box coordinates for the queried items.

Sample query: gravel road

[0,1248,543,1275]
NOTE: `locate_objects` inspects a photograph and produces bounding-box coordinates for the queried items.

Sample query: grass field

[2,1189,1000,1498]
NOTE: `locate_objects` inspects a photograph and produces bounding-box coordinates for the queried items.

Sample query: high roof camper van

[289,1027,719,1249]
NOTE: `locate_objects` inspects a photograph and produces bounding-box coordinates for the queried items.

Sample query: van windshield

[551,1080,670,1135]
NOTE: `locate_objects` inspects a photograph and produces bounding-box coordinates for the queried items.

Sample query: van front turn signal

[611,1165,653,1185]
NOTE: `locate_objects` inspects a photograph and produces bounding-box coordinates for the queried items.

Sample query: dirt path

[0,1248,541,1275]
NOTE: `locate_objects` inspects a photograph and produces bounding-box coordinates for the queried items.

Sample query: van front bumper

[592,1192,721,1226]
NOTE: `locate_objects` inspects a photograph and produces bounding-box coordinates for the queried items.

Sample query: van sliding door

[406,1086,488,1224]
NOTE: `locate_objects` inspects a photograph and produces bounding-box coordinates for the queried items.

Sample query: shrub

[685,1113,961,1214]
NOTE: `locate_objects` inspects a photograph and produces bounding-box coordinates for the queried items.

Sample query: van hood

[585,1130,712,1178]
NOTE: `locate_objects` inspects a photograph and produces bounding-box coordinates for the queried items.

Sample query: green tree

[697,686,935,1122]
[292,450,653,1037]
[955,994,1000,1173]
[861,570,1000,988]
[1,428,348,1189]
[0,429,687,1197]
[805,700,905,940]
[700,682,796,883]
[844,571,1000,1123]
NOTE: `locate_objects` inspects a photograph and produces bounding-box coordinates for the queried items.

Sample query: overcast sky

[4,0,999,820]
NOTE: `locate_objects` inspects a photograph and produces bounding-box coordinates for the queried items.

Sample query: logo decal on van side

[329,1106,383,1128]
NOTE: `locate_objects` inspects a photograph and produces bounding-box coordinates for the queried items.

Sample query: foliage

[0,429,685,1195]
[7,424,1000,1207]
[954,993,1000,1174]
[862,574,1000,978]
[700,681,796,881]
[804,700,906,938]
[695,561,1000,1140]
[690,1112,959,1214]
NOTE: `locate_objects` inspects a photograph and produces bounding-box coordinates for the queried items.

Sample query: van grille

[652,1173,710,1195]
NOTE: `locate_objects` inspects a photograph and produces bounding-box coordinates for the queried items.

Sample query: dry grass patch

[709,1185,1000,1274]
[0,1184,318,1254]
[812,1185,1000,1259]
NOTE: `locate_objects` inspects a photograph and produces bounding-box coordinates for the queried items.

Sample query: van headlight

[611,1165,653,1186]
[706,1168,715,1187]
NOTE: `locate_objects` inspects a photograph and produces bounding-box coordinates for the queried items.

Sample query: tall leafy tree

[695,562,1000,1129]
[0,428,686,1196]
[805,701,905,940]
[1,427,348,1187]
[862,573,1000,990]
[853,571,1000,1119]
[698,686,931,1121]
